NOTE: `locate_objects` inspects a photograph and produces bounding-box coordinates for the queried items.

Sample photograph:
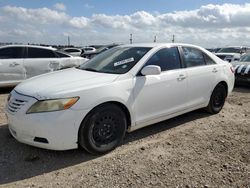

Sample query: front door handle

[9,62,20,67]
[177,74,186,81]
[212,68,218,73]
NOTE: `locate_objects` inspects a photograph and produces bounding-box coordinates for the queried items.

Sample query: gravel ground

[0,86,249,188]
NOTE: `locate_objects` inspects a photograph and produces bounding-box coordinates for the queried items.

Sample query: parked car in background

[81,44,119,59]
[231,53,250,85]
[0,45,88,87]
[5,43,234,154]
[215,46,250,62]
[206,48,221,53]
[62,48,82,56]
[81,47,96,54]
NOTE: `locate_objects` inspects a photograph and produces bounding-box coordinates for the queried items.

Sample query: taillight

[230,66,235,74]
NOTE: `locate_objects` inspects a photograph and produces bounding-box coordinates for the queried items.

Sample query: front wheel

[78,104,127,154]
[206,83,227,114]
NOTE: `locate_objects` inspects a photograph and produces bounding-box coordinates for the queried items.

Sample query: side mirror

[141,65,161,76]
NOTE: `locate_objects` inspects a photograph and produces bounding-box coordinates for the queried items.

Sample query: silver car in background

[0,45,88,87]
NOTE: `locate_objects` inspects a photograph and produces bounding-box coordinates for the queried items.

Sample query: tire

[78,104,127,154]
[206,83,227,114]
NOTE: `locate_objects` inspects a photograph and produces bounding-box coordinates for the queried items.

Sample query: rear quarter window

[203,53,216,65]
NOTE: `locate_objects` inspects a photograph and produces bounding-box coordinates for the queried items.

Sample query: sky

[0,0,250,47]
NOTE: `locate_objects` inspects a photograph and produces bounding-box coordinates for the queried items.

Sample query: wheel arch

[104,101,132,130]
[78,101,132,137]
[217,81,228,97]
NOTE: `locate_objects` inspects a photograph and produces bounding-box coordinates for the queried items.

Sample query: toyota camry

[5,43,235,154]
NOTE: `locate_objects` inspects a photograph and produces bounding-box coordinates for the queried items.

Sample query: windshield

[240,54,250,63]
[217,47,241,53]
[79,47,151,74]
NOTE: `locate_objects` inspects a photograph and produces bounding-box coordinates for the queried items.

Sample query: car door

[181,47,219,108]
[133,47,188,125]
[0,46,25,85]
[24,47,61,78]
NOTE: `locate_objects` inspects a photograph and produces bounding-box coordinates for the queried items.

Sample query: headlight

[26,97,79,114]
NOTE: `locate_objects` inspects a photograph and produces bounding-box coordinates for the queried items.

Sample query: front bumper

[5,90,89,151]
[235,75,250,85]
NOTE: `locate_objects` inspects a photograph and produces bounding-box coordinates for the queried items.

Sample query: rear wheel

[78,104,127,154]
[206,83,227,114]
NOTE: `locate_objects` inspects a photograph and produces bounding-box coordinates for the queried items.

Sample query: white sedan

[0,45,88,87]
[62,48,83,56]
[5,43,235,154]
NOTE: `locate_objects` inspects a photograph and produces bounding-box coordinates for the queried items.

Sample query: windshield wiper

[83,68,98,72]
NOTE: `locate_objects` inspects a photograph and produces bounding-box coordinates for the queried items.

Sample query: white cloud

[1,3,250,47]
[92,14,131,29]
[69,17,89,29]
[2,5,69,24]
[54,3,66,11]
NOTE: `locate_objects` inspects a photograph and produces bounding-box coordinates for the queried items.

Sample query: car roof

[63,47,81,50]
[119,43,205,49]
[0,45,56,50]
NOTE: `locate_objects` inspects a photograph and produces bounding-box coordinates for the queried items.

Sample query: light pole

[130,34,133,44]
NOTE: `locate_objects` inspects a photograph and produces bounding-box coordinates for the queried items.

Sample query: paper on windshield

[114,57,134,67]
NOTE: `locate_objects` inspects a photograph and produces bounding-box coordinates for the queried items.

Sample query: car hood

[15,68,120,100]
[231,61,250,66]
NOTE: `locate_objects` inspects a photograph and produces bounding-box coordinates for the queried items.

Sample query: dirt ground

[0,86,249,188]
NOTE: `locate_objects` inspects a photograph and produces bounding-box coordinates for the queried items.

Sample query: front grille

[7,98,27,113]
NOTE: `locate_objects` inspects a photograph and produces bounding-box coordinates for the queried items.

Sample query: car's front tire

[78,104,127,154]
[206,83,227,114]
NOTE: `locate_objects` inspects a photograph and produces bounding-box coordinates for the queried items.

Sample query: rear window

[27,47,56,58]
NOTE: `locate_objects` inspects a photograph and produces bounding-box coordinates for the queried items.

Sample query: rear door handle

[212,68,218,73]
[9,62,20,67]
[177,74,186,81]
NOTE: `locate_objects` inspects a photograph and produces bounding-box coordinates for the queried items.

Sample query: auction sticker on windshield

[114,57,134,67]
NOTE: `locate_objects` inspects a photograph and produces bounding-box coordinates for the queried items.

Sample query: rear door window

[145,47,181,71]
[182,47,206,67]
[0,47,24,59]
[27,47,56,58]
